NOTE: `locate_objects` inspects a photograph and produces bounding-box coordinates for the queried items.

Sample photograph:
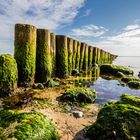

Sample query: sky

[0,0,140,56]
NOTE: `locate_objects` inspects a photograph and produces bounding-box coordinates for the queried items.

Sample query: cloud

[81,9,91,17]
[94,24,140,56]
[123,24,140,31]
[0,0,85,54]
[71,24,108,38]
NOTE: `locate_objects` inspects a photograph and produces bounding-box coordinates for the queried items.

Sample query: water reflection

[92,77,140,105]
[68,67,140,105]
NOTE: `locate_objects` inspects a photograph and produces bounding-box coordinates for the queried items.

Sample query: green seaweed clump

[0,110,59,140]
[121,76,140,89]
[121,76,139,83]
[100,64,133,76]
[85,94,140,140]
[127,81,140,89]
[0,54,18,96]
[60,87,96,103]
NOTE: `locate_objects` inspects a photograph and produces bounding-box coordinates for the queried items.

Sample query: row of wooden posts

[14,24,117,85]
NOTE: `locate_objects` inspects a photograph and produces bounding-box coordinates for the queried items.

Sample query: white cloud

[94,24,140,56]
[0,0,85,54]
[70,23,140,56]
[82,9,91,17]
[71,24,108,38]
[124,24,140,31]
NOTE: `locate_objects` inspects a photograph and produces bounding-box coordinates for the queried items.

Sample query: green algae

[75,41,81,70]
[56,35,68,78]
[67,37,73,75]
[79,43,85,71]
[0,54,18,96]
[72,40,77,70]
[88,46,93,68]
[36,29,52,83]
[83,45,88,71]
[100,64,133,76]
[14,24,36,85]
[92,47,97,65]
[86,94,140,140]
[60,87,96,103]
[50,33,56,77]
[0,110,59,140]
[127,81,140,89]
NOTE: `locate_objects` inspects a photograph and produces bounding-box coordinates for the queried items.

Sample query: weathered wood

[0,54,18,95]
[67,37,73,75]
[36,29,52,83]
[75,41,81,70]
[56,35,68,78]
[79,43,86,71]
[83,44,88,71]
[72,40,77,70]
[88,46,93,68]
[14,24,36,85]
[50,33,56,77]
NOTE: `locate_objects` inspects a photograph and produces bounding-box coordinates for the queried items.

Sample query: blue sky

[0,0,140,56]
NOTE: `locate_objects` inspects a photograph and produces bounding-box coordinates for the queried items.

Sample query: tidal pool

[91,77,140,105]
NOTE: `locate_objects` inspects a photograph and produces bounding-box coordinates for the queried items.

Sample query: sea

[91,56,140,105]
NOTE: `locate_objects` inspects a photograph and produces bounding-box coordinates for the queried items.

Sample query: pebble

[72,111,83,118]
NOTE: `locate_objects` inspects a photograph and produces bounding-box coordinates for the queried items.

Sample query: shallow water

[113,56,140,77]
[92,77,140,105]
[92,56,140,105]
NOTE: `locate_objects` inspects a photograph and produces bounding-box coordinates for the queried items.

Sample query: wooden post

[36,29,52,83]
[72,40,77,70]
[67,37,73,75]
[75,41,81,70]
[14,24,36,85]
[50,33,56,77]
[79,43,85,71]
[56,35,68,78]
[83,44,88,71]
[88,46,93,68]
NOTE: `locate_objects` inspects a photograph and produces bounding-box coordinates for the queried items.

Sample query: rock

[138,72,140,78]
[85,94,140,140]
[100,64,134,76]
[72,69,80,76]
[60,87,96,103]
[121,76,139,83]
[72,111,83,118]
[0,54,18,96]
[0,110,59,140]
[128,81,140,89]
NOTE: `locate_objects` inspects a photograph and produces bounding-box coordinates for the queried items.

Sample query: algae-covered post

[83,44,88,71]
[67,37,73,75]
[97,48,101,65]
[92,47,97,65]
[75,41,81,70]
[36,29,52,83]
[72,40,77,70]
[0,54,18,96]
[56,35,68,78]
[14,24,36,86]
[50,33,56,77]
[88,46,93,68]
[79,43,86,71]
